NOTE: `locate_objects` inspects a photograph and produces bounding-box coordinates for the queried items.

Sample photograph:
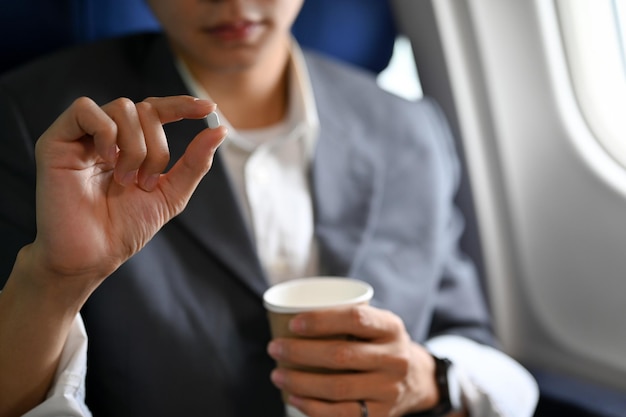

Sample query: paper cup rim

[263,277,374,314]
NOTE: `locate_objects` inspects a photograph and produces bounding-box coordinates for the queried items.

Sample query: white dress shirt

[175,43,320,286]
[23,40,538,417]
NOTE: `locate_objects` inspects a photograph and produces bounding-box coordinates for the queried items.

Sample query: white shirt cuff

[23,313,92,417]
[425,335,539,417]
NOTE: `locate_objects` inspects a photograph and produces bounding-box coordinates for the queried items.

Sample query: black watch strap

[410,355,454,416]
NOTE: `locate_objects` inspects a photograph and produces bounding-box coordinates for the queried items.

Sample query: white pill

[206,111,220,129]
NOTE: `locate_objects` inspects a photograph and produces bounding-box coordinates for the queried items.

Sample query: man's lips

[205,20,260,42]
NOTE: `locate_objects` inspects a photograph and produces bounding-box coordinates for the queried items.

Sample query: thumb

[159,125,227,215]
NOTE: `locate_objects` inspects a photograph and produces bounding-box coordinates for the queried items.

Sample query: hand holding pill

[28,95,226,292]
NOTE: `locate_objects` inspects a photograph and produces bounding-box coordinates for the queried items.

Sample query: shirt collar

[175,38,320,155]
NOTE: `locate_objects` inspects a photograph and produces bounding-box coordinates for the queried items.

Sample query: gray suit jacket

[0,33,493,417]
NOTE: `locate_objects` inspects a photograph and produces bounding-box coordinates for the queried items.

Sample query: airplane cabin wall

[392,0,626,393]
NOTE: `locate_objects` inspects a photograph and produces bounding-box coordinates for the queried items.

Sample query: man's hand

[0,95,226,417]
[28,95,226,297]
[266,305,449,417]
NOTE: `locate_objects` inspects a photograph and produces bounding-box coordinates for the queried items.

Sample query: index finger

[142,96,217,124]
[289,305,406,341]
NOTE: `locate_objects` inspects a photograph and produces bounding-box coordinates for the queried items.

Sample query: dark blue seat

[292,0,397,74]
[0,0,160,74]
[0,0,396,76]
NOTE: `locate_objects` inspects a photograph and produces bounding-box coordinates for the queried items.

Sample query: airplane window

[376,36,423,101]
[615,0,626,76]
[555,0,626,169]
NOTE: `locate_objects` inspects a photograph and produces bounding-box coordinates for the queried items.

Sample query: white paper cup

[263,277,374,315]
[263,277,374,407]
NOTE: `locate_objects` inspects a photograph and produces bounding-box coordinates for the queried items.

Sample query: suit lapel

[140,35,268,296]
[307,57,380,279]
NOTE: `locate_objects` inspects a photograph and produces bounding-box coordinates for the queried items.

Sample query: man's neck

[186,45,290,130]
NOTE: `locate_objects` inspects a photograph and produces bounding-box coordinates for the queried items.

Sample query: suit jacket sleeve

[0,82,38,285]
[422,98,496,347]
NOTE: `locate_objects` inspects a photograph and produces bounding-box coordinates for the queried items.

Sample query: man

[0,0,538,416]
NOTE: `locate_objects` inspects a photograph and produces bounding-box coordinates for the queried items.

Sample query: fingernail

[270,369,285,387]
[267,341,283,358]
[142,174,160,191]
[288,395,303,407]
[121,170,138,187]
[107,145,118,162]
[289,317,305,333]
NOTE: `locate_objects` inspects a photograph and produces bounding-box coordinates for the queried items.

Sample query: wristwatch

[411,354,462,416]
